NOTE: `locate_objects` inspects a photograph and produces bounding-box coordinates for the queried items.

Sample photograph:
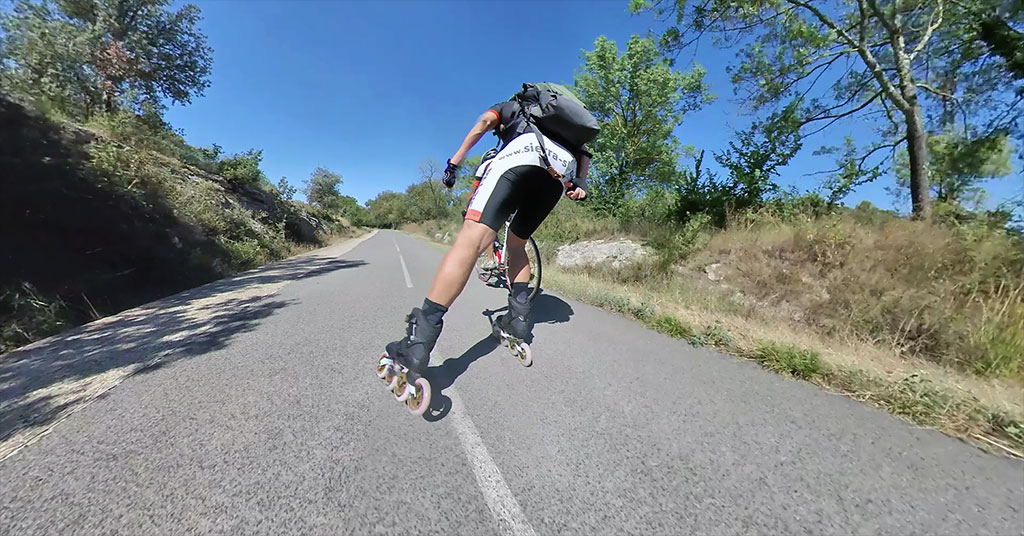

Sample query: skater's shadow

[422,335,498,422]
[421,293,574,422]
[532,293,574,324]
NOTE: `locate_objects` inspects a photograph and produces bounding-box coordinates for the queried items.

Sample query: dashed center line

[393,238,413,288]
[447,388,537,536]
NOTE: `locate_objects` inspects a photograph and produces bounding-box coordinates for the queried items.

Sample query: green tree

[895,132,1015,205]
[366,191,411,228]
[676,109,802,224]
[334,194,366,223]
[1,0,212,117]
[414,159,455,220]
[574,35,712,213]
[634,0,1023,220]
[454,154,483,204]
[302,167,343,210]
[0,2,97,115]
[216,149,265,186]
[276,177,296,201]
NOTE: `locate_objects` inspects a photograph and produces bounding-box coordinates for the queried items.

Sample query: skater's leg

[425,219,497,307]
[505,231,530,290]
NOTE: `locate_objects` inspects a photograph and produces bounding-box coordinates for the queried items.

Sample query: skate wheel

[392,372,409,400]
[386,367,401,391]
[406,377,431,416]
[516,343,532,367]
[376,353,392,379]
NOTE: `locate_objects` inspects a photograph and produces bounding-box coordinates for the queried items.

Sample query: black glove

[442,159,458,189]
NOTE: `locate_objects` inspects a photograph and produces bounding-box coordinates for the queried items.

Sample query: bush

[0,283,70,354]
[645,213,712,269]
[755,342,824,379]
[650,314,697,340]
[216,149,267,185]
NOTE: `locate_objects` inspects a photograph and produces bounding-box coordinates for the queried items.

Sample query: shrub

[216,149,267,185]
[649,314,697,340]
[645,213,712,270]
[755,342,824,379]
[0,283,70,354]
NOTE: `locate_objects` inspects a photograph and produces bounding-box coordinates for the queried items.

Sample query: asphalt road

[1,230,1021,535]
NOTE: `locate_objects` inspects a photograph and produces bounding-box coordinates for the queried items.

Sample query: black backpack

[511,83,600,178]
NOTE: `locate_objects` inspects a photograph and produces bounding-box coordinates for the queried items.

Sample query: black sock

[511,282,530,304]
[421,298,448,326]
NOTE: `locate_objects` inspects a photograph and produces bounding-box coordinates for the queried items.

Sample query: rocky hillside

[0,96,339,353]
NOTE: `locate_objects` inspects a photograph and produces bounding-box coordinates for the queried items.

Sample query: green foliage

[633,0,1023,219]
[895,131,1014,206]
[404,178,455,222]
[754,343,824,379]
[0,283,70,354]
[88,138,148,192]
[817,136,885,208]
[0,1,97,117]
[365,190,411,228]
[574,35,712,213]
[691,323,733,348]
[646,213,712,269]
[675,108,802,226]
[216,149,266,186]
[1,0,213,118]
[162,175,290,271]
[453,154,483,203]
[978,10,1024,82]
[763,191,831,223]
[302,166,343,209]
[591,291,654,321]
[650,313,696,340]
[276,177,296,201]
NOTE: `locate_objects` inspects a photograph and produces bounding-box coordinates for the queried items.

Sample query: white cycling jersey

[474,132,576,182]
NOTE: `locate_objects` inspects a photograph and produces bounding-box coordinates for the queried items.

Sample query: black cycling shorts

[465,164,564,239]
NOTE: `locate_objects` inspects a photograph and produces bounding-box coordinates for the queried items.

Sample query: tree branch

[909,0,944,61]
[787,0,910,111]
[916,83,953,99]
[879,90,899,126]
[865,0,898,36]
[801,91,884,136]
[807,137,906,177]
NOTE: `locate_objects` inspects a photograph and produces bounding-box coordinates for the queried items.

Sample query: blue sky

[165,0,1022,213]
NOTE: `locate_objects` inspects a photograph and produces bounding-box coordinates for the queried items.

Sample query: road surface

[1,230,1021,535]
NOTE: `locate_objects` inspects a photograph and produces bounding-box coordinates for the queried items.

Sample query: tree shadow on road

[0,255,367,457]
[422,292,573,422]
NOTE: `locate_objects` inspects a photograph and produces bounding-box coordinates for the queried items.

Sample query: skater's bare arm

[449,112,499,166]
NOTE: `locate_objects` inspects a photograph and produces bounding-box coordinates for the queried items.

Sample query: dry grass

[687,211,1024,379]
[541,264,1024,456]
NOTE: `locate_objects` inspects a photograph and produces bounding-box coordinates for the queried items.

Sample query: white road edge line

[447,388,537,536]
[393,238,413,288]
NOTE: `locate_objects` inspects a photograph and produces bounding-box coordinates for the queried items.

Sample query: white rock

[704,263,725,281]
[555,239,652,269]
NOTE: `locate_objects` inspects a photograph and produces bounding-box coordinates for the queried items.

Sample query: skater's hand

[442,159,458,189]
[565,182,586,201]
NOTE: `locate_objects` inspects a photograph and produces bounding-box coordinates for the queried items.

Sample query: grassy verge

[540,265,1024,458]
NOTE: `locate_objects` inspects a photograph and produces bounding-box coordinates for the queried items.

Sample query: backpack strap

[513,91,563,179]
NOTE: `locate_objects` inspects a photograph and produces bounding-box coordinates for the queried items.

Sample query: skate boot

[375,307,441,416]
[492,295,533,367]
